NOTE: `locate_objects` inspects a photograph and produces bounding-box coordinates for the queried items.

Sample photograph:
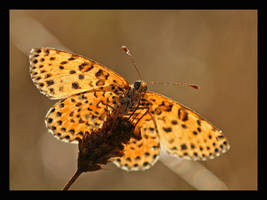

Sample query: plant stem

[62,169,83,191]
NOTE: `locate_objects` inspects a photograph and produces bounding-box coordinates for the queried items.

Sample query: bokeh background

[10,10,257,190]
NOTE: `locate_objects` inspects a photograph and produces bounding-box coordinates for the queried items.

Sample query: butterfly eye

[134,81,141,90]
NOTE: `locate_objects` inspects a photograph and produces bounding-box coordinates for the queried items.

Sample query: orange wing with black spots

[112,114,160,171]
[29,48,129,99]
[45,90,121,144]
[142,91,230,161]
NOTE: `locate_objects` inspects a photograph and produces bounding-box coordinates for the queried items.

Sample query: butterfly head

[133,80,147,94]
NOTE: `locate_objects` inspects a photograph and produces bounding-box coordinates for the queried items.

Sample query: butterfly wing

[29,48,129,99]
[45,90,121,144]
[112,114,160,171]
[142,91,230,160]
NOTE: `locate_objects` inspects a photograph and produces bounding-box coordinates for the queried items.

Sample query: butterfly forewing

[29,48,129,99]
[142,91,230,160]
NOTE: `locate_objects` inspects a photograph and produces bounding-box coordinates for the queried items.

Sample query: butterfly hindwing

[112,114,160,171]
[45,90,121,143]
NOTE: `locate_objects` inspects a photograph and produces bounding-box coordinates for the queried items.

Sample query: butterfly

[29,47,230,171]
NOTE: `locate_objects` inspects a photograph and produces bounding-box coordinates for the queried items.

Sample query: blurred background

[10,10,257,190]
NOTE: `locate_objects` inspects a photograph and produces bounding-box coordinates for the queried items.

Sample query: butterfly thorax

[119,80,148,114]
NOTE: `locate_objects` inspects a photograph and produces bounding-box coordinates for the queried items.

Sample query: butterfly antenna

[147,81,199,90]
[121,46,143,80]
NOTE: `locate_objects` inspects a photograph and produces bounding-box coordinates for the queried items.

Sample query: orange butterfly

[29,47,230,171]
